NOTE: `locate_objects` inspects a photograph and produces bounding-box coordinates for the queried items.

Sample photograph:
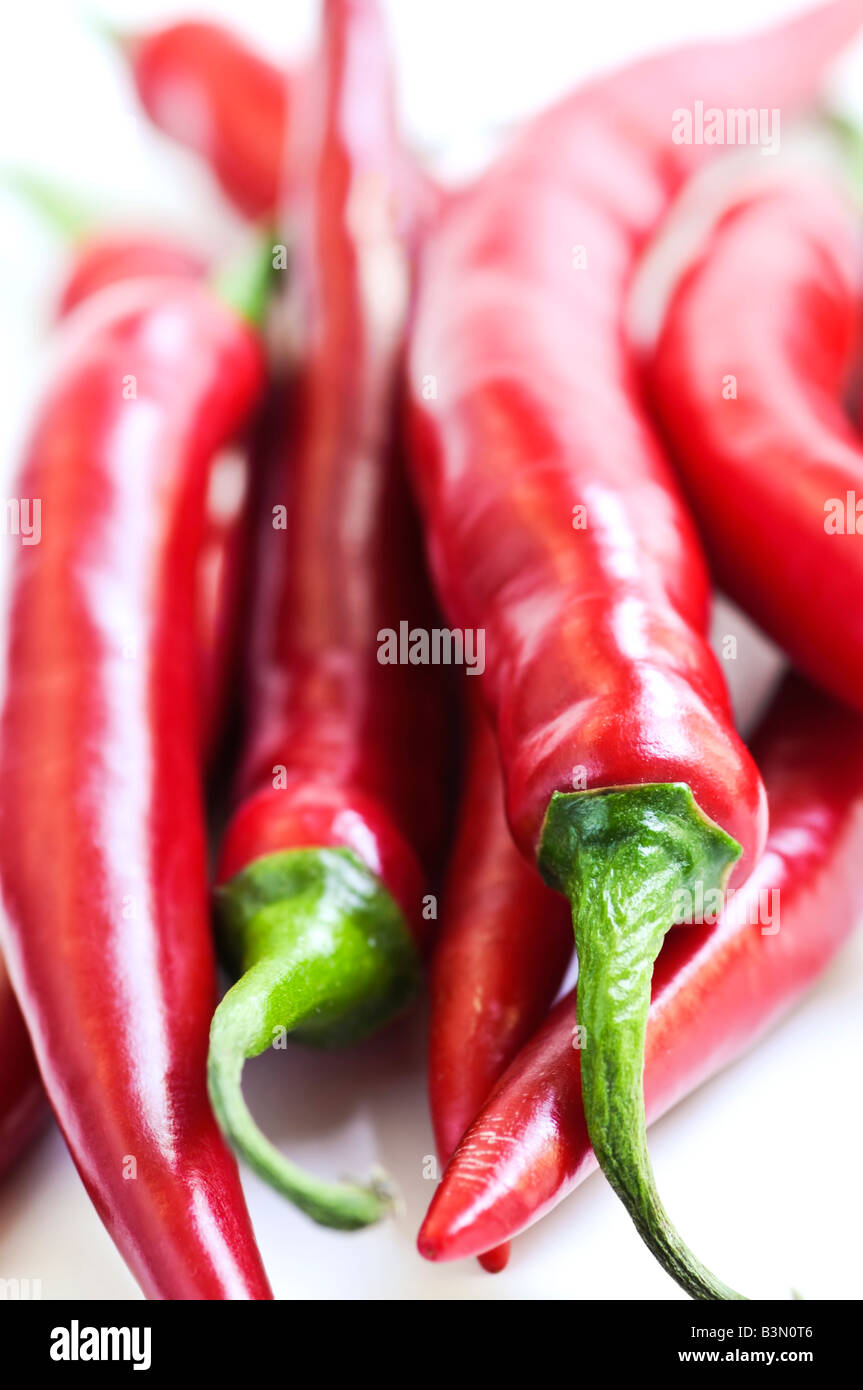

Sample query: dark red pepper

[420,675,863,1270]
[0,265,272,1299]
[0,956,44,1178]
[649,177,863,714]
[407,2,861,1298]
[429,698,572,1271]
[206,0,449,1230]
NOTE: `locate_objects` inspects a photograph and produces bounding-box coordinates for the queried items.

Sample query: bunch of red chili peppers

[1,0,863,1302]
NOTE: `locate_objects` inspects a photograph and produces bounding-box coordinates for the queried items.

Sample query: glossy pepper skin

[59,276,247,763]
[6,173,240,748]
[46,208,239,754]
[208,0,449,1230]
[429,700,572,1273]
[121,18,440,232]
[407,0,863,869]
[420,675,863,1267]
[0,276,271,1299]
[649,179,863,715]
[407,2,862,1299]
[123,20,289,218]
[53,213,249,759]
[0,230,243,1188]
[55,235,205,318]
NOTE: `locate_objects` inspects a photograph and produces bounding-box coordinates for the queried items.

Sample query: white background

[0,0,861,1301]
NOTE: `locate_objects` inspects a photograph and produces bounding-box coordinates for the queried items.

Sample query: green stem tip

[208,846,420,1230]
[821,108,863,212]
[3,168,95,242]
[82,9,130,51]
[539,782,745,1301]
[213,229,281,330]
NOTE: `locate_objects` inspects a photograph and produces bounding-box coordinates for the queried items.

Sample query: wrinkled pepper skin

[649,180,863,715]
[419,676,863,1262]
[124,20,290,218]
[0,278,271,1299]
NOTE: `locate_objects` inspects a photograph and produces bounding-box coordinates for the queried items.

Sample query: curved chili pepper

[649,178,863,714]
[0,263,273,1299]
[420,675,863,1270]
[429,700,573,1272]
[120,20,290,219]
[0,211,247,1189]
[407,1,862,1299]
[55,236,205,319]
[119,17,441,233]
[207,0,449,1231]
[13,169,251,756]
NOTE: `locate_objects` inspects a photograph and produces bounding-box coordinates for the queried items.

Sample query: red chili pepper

[119,17,441,233]
[206,0,449,1230]
[648,177,863,714]
[15,169,252,755]
[0,259,273,1298]
[407,1,861,1299]
[55,234,205,318]
[120,20,290,219]
[0,210,247,1188]
[196,445,253,758]
[429,699,572,1272]
[420,675,863,1269]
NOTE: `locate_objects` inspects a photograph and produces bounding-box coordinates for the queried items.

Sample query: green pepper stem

[212,231,280,330]
[208,846,420,1229]
[209,962,394,1229]
[539,783,745,1301]
[823,108,863,210]
[4,169,95,242]
[82,9,127,48]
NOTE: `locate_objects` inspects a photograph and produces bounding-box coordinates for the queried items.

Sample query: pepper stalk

[539,782,746,1300]
[208,846,420,1229]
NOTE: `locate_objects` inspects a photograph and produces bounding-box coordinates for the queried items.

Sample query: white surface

[0,0,862,1301]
